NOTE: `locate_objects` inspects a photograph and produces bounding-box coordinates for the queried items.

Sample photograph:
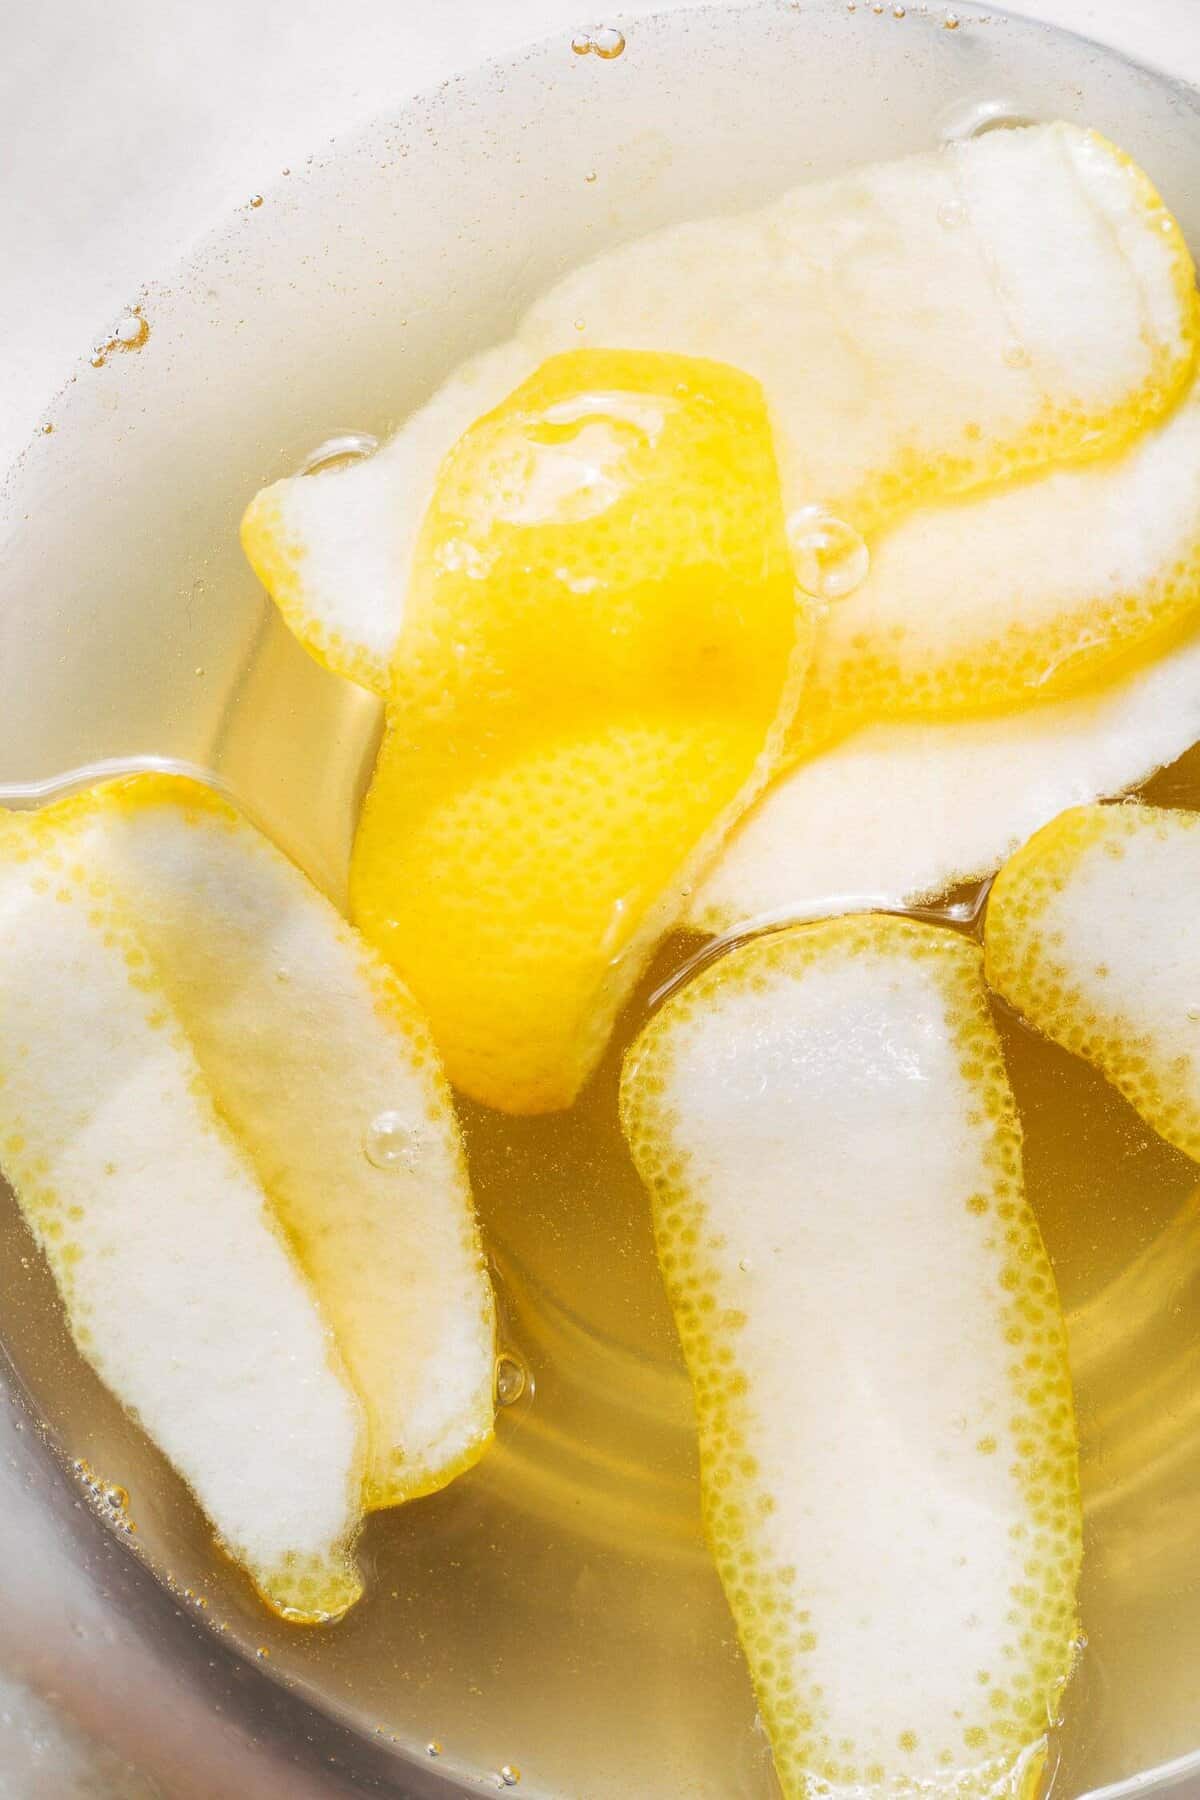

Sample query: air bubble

[495,1353,528,1407]
[593,25,625,56]
[584,171,598,184]
[426,1741,443,1758]
[937,198,967,230]
[892,4,906,15]
[255,1646,270,1660]
[937,98,1033,146]
[1003,343,1031,369]
[113,313,149,349]
[498,1768,521,1789]
[787,508,871,602]
[738,1257,753,1274]
[944,8,960,23]
[364,1111,423,1171]
[572,25,625,56]
[249,194,264,209]
[297,432,379,477]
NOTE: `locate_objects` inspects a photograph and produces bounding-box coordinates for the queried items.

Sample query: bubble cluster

[571,25,625,57]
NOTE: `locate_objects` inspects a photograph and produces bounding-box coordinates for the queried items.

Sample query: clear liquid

[2,4,1200,1796]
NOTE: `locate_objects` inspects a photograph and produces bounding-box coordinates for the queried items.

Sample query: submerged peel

[0,800,365,1621]
[79,775,496,1510]
[243,124,1195,695]
[621,916,1081,1800]
[986,801,1200,1163]
[689,616,1200,935]
[350,348,809,1114]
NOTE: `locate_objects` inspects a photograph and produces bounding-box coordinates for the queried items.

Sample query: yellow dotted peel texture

[350,348,810,1115]
[0,774,498,1614]
[243,124,1195,698]
[986,800,1200,1163]
[789,356,1200,756]
[621,915,1081,1800]
[0,793,366,1622]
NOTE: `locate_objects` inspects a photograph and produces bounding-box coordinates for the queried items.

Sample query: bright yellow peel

[350,348,809,1115]
[242,124,1196,696]
[621,916,1081,1800]
[986,800,1200,1163]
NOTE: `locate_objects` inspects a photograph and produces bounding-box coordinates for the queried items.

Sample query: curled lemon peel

[350,348,811,1114]
[242,124,1195,698]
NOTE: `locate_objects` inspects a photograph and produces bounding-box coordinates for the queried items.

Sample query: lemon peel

[76,774,496,1511]
[0,799,365,1623]
[350,348,809,1115]
[986,801,1200,1163]
[621,915,1081,1800]
[242,124,1195,694]
[790,362,1200,751]
[690,609,1200,937]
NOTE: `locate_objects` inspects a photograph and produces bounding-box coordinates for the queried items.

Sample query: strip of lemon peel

[242,123,1195,696]
[688,617,1200,936]
[73,774,496,1511]
[789,359,1200,753]
[620,915,1082,1800]
[0,799,365,1622]
[986,801,1200,1163]
[349,349,810,1115]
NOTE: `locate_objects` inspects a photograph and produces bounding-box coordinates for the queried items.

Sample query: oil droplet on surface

[571,31,592,54]
[937,198,967,229]
[40,422,54,435]
[364,1110,423,1171]
[297,432,379,477]
[255,1646,270,1660]
[104,1484,128,1509]
[787,507,871,602]
[113,313,149,349]
[585,170,598,184]
[249,194,264,209]
[495,1353,528,1407]
[90,353,106,369]
[498,1768,522,1789]
[426,1741,444,1758]
[592,25,625,57]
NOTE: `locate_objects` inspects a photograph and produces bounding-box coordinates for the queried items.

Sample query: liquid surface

[2,5,1200,1797]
